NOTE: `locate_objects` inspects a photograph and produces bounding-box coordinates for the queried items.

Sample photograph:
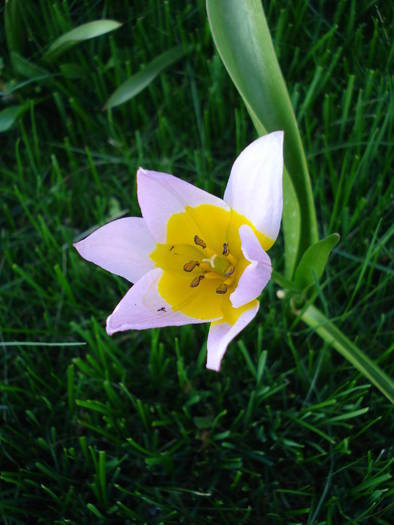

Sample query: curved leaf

[10,52,48,78]
[206,0,318,276]
[294,233,340,290]
[43,20,122,62]
[104,46,185,110]
[302,305,393,403]
[0,105,24,132]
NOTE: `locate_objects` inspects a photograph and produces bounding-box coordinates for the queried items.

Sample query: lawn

[0,0,393,523]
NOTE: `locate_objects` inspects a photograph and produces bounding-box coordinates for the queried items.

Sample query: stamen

[190,275,204,288]
[225,265,235,276]
[203,272,220,280]
[216,283,228,294]
[183,260,200,272]
[222,243,229,256]
[194,235,206,249]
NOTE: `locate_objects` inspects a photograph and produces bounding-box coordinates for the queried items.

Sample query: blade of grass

[301,304,394,403]
[103,46,185,110]
[43,19,122,62]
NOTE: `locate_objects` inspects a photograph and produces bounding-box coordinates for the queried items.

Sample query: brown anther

[222,243,229,256]
[216,283,228,294]
[225,265,235,277]
[190,275,204,288]
[183,260,200,272]
[194,235,206,249]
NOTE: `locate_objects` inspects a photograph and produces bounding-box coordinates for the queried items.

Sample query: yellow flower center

[150,204,273,322]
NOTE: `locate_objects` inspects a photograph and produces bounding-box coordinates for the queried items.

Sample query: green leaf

[301,304,394,403]
[10,52,48,79]
[206,0,318,276]
[103,46,185,110]
[294,233,340,290]
[42,19,122,62]
[0,105,23,132]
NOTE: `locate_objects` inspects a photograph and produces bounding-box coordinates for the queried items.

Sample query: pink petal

[137,167,229,242]
[206,301,260,371]
[74,217,155,283]
[224,131,284,242]
[230,225,272,308]
[106,268,204,335]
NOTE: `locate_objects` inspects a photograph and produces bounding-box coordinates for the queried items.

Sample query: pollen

[225,265,235,277]
[216,283,228,294]
[194,235,207,249]
[183,260,200,272]
[190,275,204,288]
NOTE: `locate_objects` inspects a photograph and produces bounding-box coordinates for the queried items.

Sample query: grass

[0,0,393,523]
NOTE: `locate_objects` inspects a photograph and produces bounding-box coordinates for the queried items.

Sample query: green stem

[271,271,393,402]
[271,270,296,291]
[301,304,393,403]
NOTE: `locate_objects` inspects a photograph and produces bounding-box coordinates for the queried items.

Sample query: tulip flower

[74,131,283,370]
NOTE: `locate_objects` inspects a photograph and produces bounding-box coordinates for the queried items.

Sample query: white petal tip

[273,130,284,141]
[73,239,85,257]
[105,318,114,336]
[136,166,148,184]
[206,362,221,372]
[268,130,284,149]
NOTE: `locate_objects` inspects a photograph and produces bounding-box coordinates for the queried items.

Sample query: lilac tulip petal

[74,217,155,283]
[137,167,229,242]
[224,131,284,242]
[106,268,204,335]
[206,301,260,371]
[230,225,272,308]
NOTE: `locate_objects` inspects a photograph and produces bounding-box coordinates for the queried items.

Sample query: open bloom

[74,131,283,371]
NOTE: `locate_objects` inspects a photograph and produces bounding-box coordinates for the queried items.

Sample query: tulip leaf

[206,0,318,276]
[283,168,301,279]
[103,46,185,110]
[43,20,122,62]
[301,304,394,403]
[0,105,24,132]
[294,233,340,290]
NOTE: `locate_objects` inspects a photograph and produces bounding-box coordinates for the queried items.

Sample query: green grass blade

[206,0,318,276]
[42,19,122,62]
[4,0,25,54]
[301,304,394,403]
[103,46,185,110]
